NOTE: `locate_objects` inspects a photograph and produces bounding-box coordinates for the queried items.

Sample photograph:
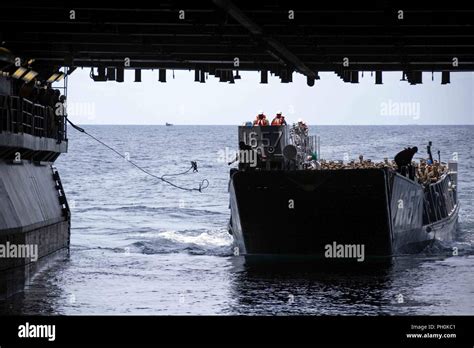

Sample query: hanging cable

[65,117,208,192]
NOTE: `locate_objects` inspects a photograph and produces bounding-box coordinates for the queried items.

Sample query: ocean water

[1,125,473,315]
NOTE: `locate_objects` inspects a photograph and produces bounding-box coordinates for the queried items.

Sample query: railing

[0,95,67,142]
[422,173,456,225]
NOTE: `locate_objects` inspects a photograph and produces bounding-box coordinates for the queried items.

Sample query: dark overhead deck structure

[0,1,473,84]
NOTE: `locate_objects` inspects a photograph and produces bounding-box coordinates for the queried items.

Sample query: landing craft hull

[229,168,458,260]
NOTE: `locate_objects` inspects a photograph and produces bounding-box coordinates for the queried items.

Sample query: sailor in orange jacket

[271,111,287,126]
[253,111,269,126]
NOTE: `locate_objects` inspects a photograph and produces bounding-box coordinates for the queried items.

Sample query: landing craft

[228,124,459,261]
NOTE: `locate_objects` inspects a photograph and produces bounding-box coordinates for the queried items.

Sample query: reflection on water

[227,254,474,315]
[3,252,473,315]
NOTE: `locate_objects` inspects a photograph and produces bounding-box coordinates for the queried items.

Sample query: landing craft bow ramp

[0,1,473,85]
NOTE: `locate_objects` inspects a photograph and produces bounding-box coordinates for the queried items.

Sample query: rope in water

[65,117,209,193]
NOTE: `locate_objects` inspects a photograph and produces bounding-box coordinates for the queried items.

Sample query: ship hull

[0,161,70,299]
[229,168,458,260]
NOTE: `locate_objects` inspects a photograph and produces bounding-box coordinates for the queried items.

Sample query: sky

[63,69,474,125]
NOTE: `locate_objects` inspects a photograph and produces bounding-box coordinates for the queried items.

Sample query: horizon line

[71,123,474,126]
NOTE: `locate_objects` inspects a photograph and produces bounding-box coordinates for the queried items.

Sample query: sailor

[37,88,47,105]
[297,118,308,132]
[19,80,35,99]
[253,111,269,126]
[52,89,60,107]
[305,155,321,170]
[271,111,287,126]
[45,86,56,107]
[394,146,418,178]
[228,141,255,171]
[394,146,418,167]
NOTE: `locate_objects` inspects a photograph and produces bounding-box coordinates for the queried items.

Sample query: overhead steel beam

[212,0,318,80]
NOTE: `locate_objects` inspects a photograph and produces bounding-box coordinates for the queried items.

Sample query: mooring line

[65,118,209,192]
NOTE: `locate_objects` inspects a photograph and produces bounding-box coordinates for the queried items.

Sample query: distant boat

[165,123,173,126]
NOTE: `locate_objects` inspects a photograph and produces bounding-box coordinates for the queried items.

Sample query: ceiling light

[12,67,27,79]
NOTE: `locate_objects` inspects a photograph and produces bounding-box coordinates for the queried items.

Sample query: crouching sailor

[271,111,287,126]
[253,111,269,126]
